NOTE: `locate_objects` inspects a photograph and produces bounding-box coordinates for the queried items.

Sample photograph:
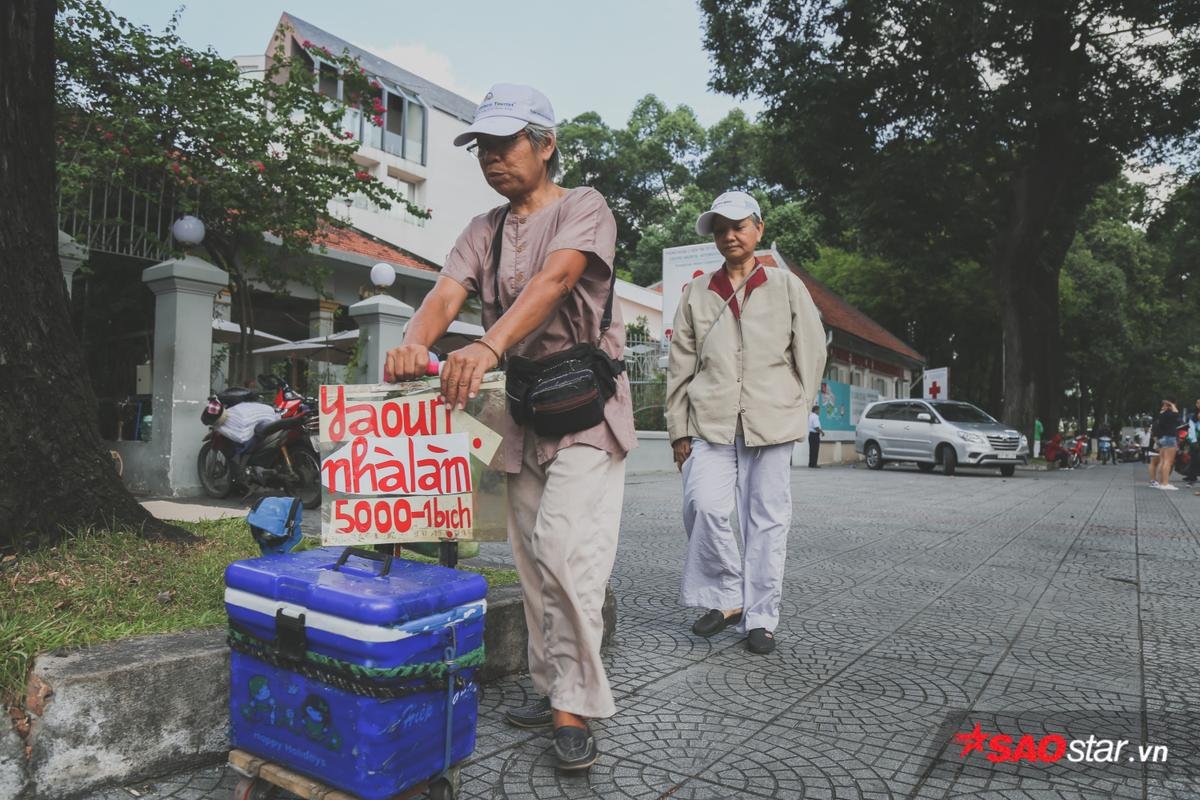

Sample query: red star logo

[954,722,987,758]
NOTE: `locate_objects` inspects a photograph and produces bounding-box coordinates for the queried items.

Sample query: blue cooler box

[224,546,487,800]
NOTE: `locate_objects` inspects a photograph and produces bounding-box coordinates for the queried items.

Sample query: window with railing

[340,176,425,227]
[404,101,426,163]
[310,52,428,166]
[317,63,338,99]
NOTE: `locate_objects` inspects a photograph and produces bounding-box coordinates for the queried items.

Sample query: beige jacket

[666,264,827,447]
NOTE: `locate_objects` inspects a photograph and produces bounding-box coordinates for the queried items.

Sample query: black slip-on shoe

[747,628,776,654]
[691,609,742,637]
[554,724,598,772]
[504,696,553,729]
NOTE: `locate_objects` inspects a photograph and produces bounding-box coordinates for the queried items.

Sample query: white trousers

[680,436,793,632]
[507,430,625,719]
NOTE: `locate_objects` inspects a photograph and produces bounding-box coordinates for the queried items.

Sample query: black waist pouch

[487,205,624,437]
[506,343,624,437]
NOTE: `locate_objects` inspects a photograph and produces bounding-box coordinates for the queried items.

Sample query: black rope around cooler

[227,624,484,700]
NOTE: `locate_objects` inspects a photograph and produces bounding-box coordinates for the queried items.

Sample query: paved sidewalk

[103,462,1198,798]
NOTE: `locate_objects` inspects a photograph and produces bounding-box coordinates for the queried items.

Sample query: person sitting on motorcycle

[1096,422,1115,465]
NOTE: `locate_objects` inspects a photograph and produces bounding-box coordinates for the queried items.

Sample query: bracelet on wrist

[476,338,503,363]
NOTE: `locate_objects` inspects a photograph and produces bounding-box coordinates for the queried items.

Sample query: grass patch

[396,548,520,589]
[1,519,517,707]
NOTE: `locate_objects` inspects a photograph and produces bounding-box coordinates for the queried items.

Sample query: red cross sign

[923,368,949,401]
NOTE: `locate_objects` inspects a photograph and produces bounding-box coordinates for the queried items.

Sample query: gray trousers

[680,436,793,632]
[507,430,625,719]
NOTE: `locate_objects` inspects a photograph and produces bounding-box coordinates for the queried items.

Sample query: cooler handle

[332,546,393,576]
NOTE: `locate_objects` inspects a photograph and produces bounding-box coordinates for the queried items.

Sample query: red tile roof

[311,225,437,272]
[758,251,925,364]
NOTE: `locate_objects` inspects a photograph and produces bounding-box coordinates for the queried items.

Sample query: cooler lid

[224,546,488,626]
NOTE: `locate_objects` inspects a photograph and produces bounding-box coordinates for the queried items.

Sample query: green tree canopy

[700,0,1200,435]
[560,99,818,285]
[56,0,428,382]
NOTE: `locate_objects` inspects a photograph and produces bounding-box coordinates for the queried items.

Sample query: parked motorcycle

[258,373,321,458]
[1117,436,1143,463]
[1066,434,1089,468]
[1097,436,1118,465]
[1042,433,1088,469]
[197,380,321,508]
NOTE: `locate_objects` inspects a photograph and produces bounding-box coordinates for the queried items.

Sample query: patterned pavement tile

[73,463,1200,800]
[600,645,697,699]
[460,744,692,800]
[704,635,863,679]
[694,724,901,799]
[896,611,1020,650]
[849,631,1009,674]
[589,697,764,774]
[633,659,826,723]
[797,598,922,632]
[473,674,543,757]
[916,758,1144,800]
[824,656,991,711]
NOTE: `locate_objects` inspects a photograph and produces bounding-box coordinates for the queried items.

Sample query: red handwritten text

[320,385,452,443]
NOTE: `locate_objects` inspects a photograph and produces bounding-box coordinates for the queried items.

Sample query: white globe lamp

[171,215,205,246]
[370,262,396,289]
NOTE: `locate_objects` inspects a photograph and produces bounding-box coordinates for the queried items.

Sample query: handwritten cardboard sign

[318,374,508,544]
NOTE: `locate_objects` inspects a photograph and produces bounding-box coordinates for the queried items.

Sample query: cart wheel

[233,777,276,800]
[428,778,455,800]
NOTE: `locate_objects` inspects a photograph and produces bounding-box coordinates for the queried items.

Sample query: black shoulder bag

[489,208,625,437]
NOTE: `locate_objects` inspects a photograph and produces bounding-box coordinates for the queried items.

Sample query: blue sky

[98,0,763,129]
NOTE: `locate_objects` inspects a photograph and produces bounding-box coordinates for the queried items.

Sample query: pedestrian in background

[1186,398,1200,488]
[1151,399,1181,490]
[384,83,631,772]
[1137,425,1152,462]
[808,404,823,468]
[1034,417,1044,459]
[666,190,827,655]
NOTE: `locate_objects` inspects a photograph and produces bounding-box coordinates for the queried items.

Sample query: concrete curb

[22,631,228,800]
[7,583,615,800]
[1,724,28,800]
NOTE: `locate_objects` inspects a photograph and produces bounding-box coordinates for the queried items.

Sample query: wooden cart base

[228,749,460,800]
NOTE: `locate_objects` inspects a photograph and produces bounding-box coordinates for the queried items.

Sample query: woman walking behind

[1152,399,1182,490]
[666,191,827,654]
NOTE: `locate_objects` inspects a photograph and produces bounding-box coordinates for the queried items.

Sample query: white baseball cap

[695,190,763,235]
[453,83,556,147]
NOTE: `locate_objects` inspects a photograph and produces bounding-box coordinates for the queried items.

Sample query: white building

[616,279,665,339]
[269,14,500,267]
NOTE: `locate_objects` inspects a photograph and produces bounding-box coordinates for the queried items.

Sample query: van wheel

[999,464,1016,477]
[864,442,884,470]
[941,446,958,476]
[917,462,935,473]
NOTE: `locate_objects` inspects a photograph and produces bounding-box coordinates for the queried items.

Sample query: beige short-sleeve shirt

[440,186,637,473]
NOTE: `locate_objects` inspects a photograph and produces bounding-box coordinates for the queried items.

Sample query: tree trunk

[995,6,1097,441]
[0,0,190,552]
